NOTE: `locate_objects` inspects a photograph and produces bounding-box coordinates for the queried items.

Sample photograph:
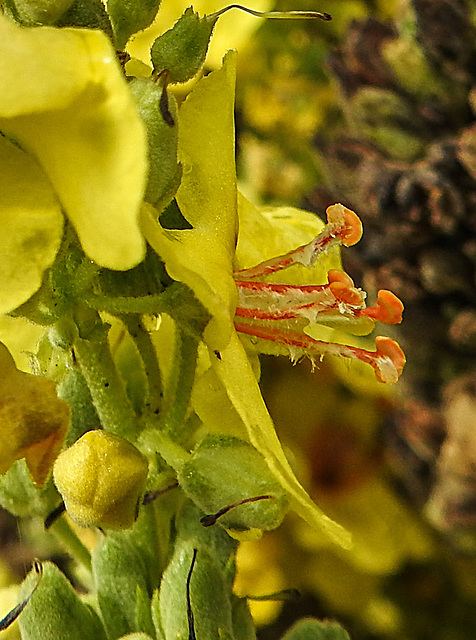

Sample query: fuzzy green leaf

[150,7,217,83]
[19,562,106,640]
[108,0,162,49]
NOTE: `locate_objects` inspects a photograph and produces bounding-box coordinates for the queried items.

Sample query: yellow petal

[0,16,147,270]
[142,51,238,350]
[0,135,63,314]
[212,331,351,548]
[0,343,70,487]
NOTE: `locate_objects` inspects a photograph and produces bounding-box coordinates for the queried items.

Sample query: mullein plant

[310,0,476,549]
[0,1,405,638]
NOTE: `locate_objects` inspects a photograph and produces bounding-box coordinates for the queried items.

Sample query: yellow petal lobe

[0,15,147,270]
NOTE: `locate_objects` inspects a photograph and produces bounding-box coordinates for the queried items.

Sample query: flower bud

[178,435,290,533]
[53,430,148,529]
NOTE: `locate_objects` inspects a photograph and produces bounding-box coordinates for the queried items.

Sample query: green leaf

[150,7,217,84]
[281,619,351,640]
[19,562,106,640]
[117,634,156,640]
[108,0,162,49]
[150,589,165,640]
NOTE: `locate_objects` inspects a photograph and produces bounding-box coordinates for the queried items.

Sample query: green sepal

[281,619,351,640]
[19,561,107,640]
[129,77,180,209]
[231,595,256,640]
[56,0,114,41]
[108,0,161,49]
[0,461,58,519]
[150,7,218,84]
[92,506,160,638]
[92,507,161,638]
[135,585,156,639]
[3,0,74,25]
[117,634,156,640]
[159,503,236,640]
[151,589,165,640]
[178,435,290,532]
[57,369,102,447]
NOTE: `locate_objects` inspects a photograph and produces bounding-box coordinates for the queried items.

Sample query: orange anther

[341,207,363,246]
[329,281,364,306]
[327,269,354,287]
[377,290,404,324]
[364,290,404,324]
[375,336,406,381]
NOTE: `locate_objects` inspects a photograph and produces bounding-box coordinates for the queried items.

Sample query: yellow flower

[0,342,70,487]
[142,51,404,547]
[0,14,147,314]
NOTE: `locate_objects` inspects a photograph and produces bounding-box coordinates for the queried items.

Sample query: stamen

[234,322,405,383]
[234,205,363,280]
[326,205,362,247]
[208,5,332,22]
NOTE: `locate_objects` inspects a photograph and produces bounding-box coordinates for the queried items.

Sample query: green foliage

[19,562,107,640]
[107,0,161,49]
[150,7,217,84]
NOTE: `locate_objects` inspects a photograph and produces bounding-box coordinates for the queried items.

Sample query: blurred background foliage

[2,1,476,639]
[231,0,476,638]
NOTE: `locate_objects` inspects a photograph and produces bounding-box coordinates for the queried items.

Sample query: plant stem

[73,332,139,440]
[161,327,198,439]
[50,517,92,572]
[121,315,163,415]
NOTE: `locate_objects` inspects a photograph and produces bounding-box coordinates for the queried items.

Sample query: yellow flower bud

[53,430,148,529]
[0,342,69,487]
